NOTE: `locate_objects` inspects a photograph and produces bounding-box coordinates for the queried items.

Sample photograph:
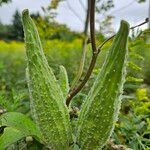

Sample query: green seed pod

[77,20,130,150]
[22,9,72,149]
[58,65,70,99]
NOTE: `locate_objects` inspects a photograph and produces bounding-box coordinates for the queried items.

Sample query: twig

[70,37,88,90]
[97,35,115,52]
[130,18,149,30]
[70,0,90,91]
[66,16,149,106]
[83,0,90,36]
[66,0,96,106]
[97,18,149,52]
[90,0,97,54]
[66,54,98,106]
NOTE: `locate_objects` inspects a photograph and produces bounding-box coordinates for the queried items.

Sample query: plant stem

[66,17,149,106]
[97,18,149,52]
[130,18,149,30]
[70,37,88,90]
[66,0,96,106]
[70,0,90,90]
[66,53,98,106]
[90,0,97,54]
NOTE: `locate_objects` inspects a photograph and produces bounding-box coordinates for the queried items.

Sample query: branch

[97,18,149,51]
[66,0,96,106]
[66,54,98,106]
[83,0,90,36]
[90,0,97,54]
[70,0,90,91]
[97,35,115,52]
[66,18,149,106]
[70,38,88,90]
[130,18,149,30]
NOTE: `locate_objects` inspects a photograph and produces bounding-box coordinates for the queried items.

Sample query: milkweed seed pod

[22,9,72,149]
[58,65,70,99]
[77,20,130,150]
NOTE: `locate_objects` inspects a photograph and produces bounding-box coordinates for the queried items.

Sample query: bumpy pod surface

[22,10,72,149]
[58,65,70,99]
[77,20,130,150]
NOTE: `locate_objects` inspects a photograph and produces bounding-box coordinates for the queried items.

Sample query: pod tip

[22,9,29,17]
[120,20,130,29]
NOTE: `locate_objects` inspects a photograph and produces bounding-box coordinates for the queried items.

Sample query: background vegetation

[0,0,150,149]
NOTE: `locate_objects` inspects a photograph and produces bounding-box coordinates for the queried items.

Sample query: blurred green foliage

[114,87,150,149]
[112,30,150,149]
[0,0,11,6]
[0,1,149,149]
[33,16,82,42]
[0,27,150,149]
[0,10,23,41]
[0,9,80,42]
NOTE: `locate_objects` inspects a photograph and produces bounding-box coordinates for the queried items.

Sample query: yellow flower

[136,88,148,101]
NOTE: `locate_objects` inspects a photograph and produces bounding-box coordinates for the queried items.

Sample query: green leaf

[70,144,80,150]
[0,127,25,150]
[0,112,43,143]
[128,61,142,71]
[58,65,70,99]
[126,76,143,83]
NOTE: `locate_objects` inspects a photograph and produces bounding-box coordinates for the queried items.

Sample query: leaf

[0,127,25,150]
[0,112,43,143]
[128,61,142,71]
[58,65,69,99]
[126,76,143,83]
[71,144,80,150]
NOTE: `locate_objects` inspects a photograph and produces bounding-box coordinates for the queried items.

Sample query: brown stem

[70,38,88,90]
[70,0,90,91]
[66,18,149,106]
[97,18,149,52]
[83,0,90,38]
[97,35,115,52]
[130,18,149,30]
[90,0,97,54]
[66,0,96,106]
[66,54,98,106]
